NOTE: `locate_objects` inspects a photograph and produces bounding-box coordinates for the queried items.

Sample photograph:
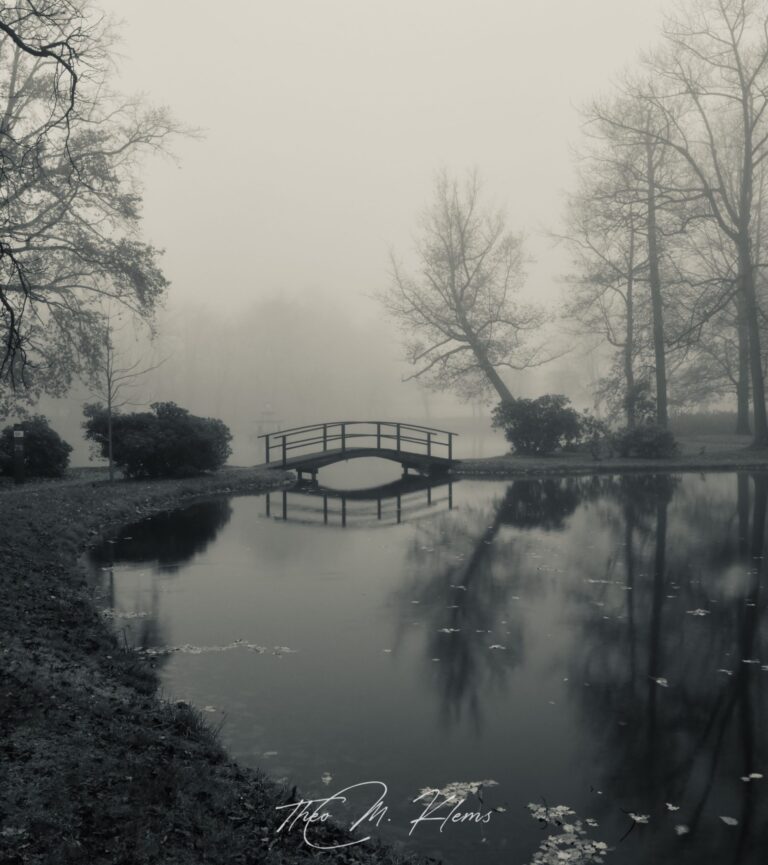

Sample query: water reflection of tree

[91,499,234,664]
[90,499,234,573]
[565,472,768,864]
[393,477,601,730]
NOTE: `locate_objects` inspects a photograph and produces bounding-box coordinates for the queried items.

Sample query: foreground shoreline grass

[0,468,419,865]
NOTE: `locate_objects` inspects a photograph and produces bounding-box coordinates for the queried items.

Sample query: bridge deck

[265,446,455,474]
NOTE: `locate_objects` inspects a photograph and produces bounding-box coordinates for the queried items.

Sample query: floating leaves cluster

[527,804,609,864]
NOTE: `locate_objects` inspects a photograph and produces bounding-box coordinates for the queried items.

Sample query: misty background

[40,0,669,464]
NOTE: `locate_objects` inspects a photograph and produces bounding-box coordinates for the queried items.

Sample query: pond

[88,468,768,865]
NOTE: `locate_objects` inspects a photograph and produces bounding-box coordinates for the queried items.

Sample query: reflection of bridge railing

[258,421,457,472]
[264,476,455,528]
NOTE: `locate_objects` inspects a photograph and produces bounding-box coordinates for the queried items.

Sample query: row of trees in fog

[563,0,768,445]
[384,0,768,447]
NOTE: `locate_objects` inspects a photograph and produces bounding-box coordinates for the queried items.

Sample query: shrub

[83,401,232,479]
[612,424,679,459]
[0,415,72,478]
[492,395,583,456]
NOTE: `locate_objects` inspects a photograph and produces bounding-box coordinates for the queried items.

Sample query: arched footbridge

[259,421,458,478]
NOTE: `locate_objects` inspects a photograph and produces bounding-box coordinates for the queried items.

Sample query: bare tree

[0,1,187,409]
[560,145,649,427]
[86,312,165,481]
[383,169,546,404]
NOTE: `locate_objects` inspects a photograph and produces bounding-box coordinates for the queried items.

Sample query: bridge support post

[265,493,271,517]
[323,495,328,524]
[396,494,401,524]
[282,490,287,520]
[265,434,271,465]
[377,498,382,520]
[341,496,347,527]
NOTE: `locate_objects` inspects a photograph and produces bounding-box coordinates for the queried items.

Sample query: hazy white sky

[101,0,669,316]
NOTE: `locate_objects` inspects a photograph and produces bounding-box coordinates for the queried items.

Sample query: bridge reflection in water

[264,474,455,528]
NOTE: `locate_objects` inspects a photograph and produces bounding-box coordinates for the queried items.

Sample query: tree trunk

[738,236,768,447]
[736,292,751,435]
[477,352,514,404]
[625,226,636,429]
[645,138,668,429]
[460,308,515,403]
[107,395,114,483]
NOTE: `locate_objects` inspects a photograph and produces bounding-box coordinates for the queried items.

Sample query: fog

[42,0,670,463]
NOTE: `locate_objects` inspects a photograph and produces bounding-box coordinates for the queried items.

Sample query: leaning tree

[382,169,547,404]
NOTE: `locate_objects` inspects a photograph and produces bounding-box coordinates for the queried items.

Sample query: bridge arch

[258,421,458,477]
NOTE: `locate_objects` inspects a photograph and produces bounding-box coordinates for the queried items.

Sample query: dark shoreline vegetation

[2,446,767,865]
[0,468,420,865]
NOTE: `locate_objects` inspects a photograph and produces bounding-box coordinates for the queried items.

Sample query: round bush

[83,401,232,479]
[612,424,679,459]
[0,415,73,478]
[492,395,583,456]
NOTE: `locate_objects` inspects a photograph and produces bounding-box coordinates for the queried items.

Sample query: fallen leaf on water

[720,816,739,826]
[629,813,650,824]
[666,803,680,811]
[651,677,669,688]
[686,609,711,617]
[675,825,690,836]
[321,772,332,785]
[488,644,506,650]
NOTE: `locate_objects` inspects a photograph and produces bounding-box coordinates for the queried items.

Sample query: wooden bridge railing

[258,421,457,468]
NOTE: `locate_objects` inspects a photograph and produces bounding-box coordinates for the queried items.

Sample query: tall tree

[0,0,184,410]
[560,146,649,427]
[383,169,546,404]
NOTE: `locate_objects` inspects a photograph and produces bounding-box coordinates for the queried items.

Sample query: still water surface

[89,468,768,864]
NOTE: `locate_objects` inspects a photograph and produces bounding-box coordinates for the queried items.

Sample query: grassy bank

[0,468,416,865]
[455,433,768,477]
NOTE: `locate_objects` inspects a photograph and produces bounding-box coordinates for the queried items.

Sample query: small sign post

[13,425,24,485]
